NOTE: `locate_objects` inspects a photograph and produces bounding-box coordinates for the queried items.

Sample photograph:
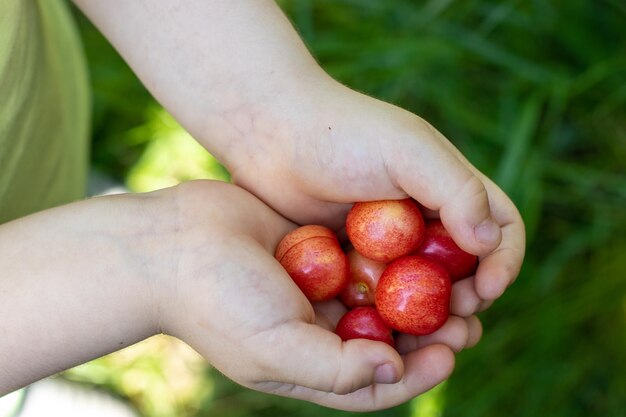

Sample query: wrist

[193,68,334,170]
[74,190,179,342]
[152,181,226,340]
[128,187,185,337]
[0,190,180,393]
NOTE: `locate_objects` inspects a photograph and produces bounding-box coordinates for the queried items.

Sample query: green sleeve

[0,0,90,224]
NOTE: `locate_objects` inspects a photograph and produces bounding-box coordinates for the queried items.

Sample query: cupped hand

[158,180,479,411]
[220,80,525,318]
[73,0,523,321]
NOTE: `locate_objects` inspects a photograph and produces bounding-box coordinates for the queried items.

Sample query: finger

[259,344,455,412]
[386,119,524,302]
[216,241,400,394]
[474,207,525,300]
[406,140,525,304]
[465,315,483,348]
[450,276,482,317]
[396,315,469,354]
[253,321,404,395]
[386,120,502,257]
[423,151,525,302]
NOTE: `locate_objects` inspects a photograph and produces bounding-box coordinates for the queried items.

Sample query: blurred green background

[64,0,626,416]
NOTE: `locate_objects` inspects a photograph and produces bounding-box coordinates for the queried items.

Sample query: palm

[166,181,478,411]
[181,244,470,411]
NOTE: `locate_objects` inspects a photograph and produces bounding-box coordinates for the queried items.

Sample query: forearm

[73,0,329,166]
[0,190,175,394]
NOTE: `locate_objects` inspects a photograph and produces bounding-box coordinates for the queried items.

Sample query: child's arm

[0,181,478,410]
[0,190,172,392]
[73,0,525,313]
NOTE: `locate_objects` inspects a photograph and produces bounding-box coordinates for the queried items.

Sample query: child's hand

[216,83,525,320]
[159,181,480,411]
[0,180,476,410]
[75,0,524,322]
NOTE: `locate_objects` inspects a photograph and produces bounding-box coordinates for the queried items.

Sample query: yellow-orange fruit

[346,199,425,263]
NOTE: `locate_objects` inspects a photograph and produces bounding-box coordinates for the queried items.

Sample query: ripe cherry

[376,255,451,335]
[335,307,395,347]
[275,225,349,301]
[346,199,425,263]
[415,219,478,282]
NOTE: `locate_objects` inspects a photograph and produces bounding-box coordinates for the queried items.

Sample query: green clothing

[0,0,89,224]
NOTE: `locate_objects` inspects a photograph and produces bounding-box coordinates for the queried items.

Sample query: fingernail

[475,219,500,245]
[374,363,397,384]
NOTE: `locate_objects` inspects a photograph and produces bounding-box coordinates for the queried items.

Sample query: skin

[0,181,479,411]
[72,0,525,313]
[1,0,526,411]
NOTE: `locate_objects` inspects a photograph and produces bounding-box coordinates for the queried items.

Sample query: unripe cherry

[339,249,386,308]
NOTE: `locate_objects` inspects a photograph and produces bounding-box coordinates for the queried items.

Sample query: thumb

[257,321,404,395]
[438,173,502,256]
[387,121,502,256]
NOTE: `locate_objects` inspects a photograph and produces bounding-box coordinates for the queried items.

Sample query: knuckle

[329,366,360,395]
[452,280,480,317]
[329,343,368,395]
[445,315,469,352]
[457,318,470,350]
[458,174,489,206]
[330,376,362,395]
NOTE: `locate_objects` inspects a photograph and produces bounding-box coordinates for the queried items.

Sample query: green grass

[69,1,626,416]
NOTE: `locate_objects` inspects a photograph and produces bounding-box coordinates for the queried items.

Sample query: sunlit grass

[64,336,210,417]
[125,107,230,193]
[410,382,446,417]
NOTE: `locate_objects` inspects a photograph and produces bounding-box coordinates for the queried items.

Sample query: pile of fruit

[275,199,477,348]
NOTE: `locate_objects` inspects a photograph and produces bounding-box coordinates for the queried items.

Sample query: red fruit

[339,249,386,308]
[275,225,349,302]
[275,225,336,261]
[376,256,451,336]
[346,199,425,263]
[415,220,478,282]
[335,307,395,347]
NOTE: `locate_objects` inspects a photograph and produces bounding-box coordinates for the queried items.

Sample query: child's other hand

[159,181,479,411]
